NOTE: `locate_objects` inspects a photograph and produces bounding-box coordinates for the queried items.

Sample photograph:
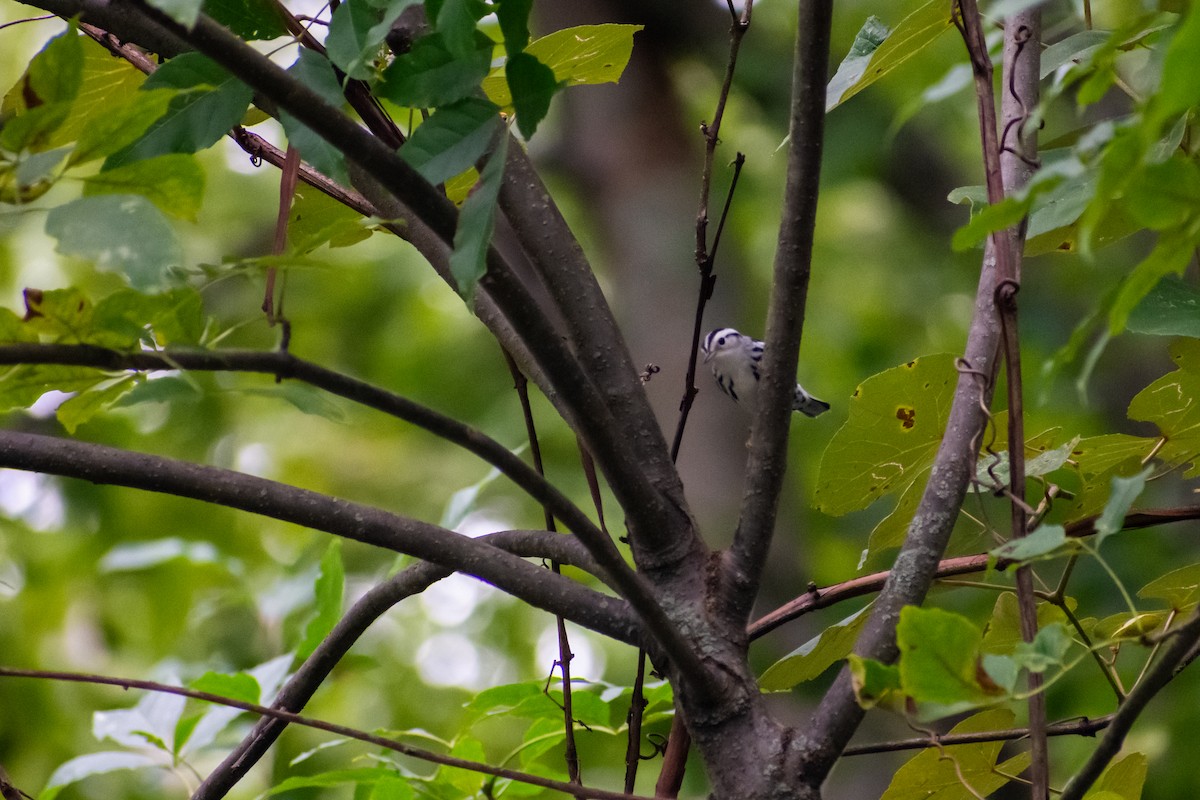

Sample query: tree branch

[0,667,653,800]
[1060,606,1200,800]
[194,529,596,800]
[0,429,642,645]
[843,713,1114,757]
[726,0,832,624]
[498,143,699,570]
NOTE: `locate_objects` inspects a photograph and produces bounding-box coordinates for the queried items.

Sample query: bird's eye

[717,337,726,346]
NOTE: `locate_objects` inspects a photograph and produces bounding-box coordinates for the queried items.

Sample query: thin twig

[0,667,652,800]
[844,713,1115,756]
[1060,606,1200,800]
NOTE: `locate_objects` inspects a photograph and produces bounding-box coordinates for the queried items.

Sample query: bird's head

[701,328,743,363]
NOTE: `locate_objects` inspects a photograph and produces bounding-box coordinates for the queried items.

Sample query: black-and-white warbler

[701,327,830,417]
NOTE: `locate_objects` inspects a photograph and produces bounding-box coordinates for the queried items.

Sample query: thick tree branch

[0,429,642,645]
[194,529,596,800]
[498,142,700,570]
[0,667,653,800]
[726,0,831,623]
[799,7,1042,778]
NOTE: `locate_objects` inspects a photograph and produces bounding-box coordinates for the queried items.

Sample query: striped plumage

[700,327,830,417]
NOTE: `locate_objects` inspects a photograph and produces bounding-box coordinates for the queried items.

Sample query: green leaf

[1128,338,1200,476]
[1145,3,1200,134]
[400,97,501,184]
[449,131,507,301]
[1086,753,1147,800]
[41,752,162,800]
[463,681,543,721]
[263,768,404,796]
[897,606,1003,718]
[1010,624,1072,673]
[289,186,372,254]
[1094,467,1152,545]
[0,365,104,411]
[202,0,289,40]
[506,52,558,139]
[815,353,957,516]
[146,0,205,27]
[42,37,149,150]
[370,775,415,800]
[190,671,262,705]
[82,154,205,221]
[279,49,351,186]
[989,524,1071,563]
[91,287,205,347]
[238,384,348,421]
[298,540,345,660]
[45,195,183,288]
[435,0,488,57]
[70,89,177,166]
[482,24,642,108]
[380,31,493,108]
[1139,563,1200,610]
[760,605,871,691]
[495,0,533,55]
[326,0,419,80]
[826,15,890,109]
[105,53,253,167]
[880,708,1031,800]
[0,26,84,152]
[439,736,487,794]
[826,1,954,112]
[98,538,227,572]
[1123,156,1200,230]
[1128,275,1200,337]
[1109,226,1199,335]
[982,592,1073,655]
[847,654,904,712]
[56,376,140,433]
[27,25,85,107]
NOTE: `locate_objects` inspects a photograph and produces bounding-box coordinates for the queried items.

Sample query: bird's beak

[702,350,713,363]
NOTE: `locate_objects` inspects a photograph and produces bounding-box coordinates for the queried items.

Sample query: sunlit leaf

[56,375,140,433]
[760,605,871,690]
[990,524,1071,562]
[70,89,177,166]
[482,24,642,108]
[1127,338,1200,476]
[190,670,262,704]
[815,354,957,516]
[1139,563,1200,611]
[897,606,1004,718]
[105,53,253,167]
[826,1,954,112]
[82,154,206,221]
[298,540,345,660]
[40,752,163,800]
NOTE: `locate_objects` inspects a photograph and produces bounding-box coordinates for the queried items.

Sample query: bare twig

[0,667,652,800]
[1060,606,1200,800]
[844,713,1114,757]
